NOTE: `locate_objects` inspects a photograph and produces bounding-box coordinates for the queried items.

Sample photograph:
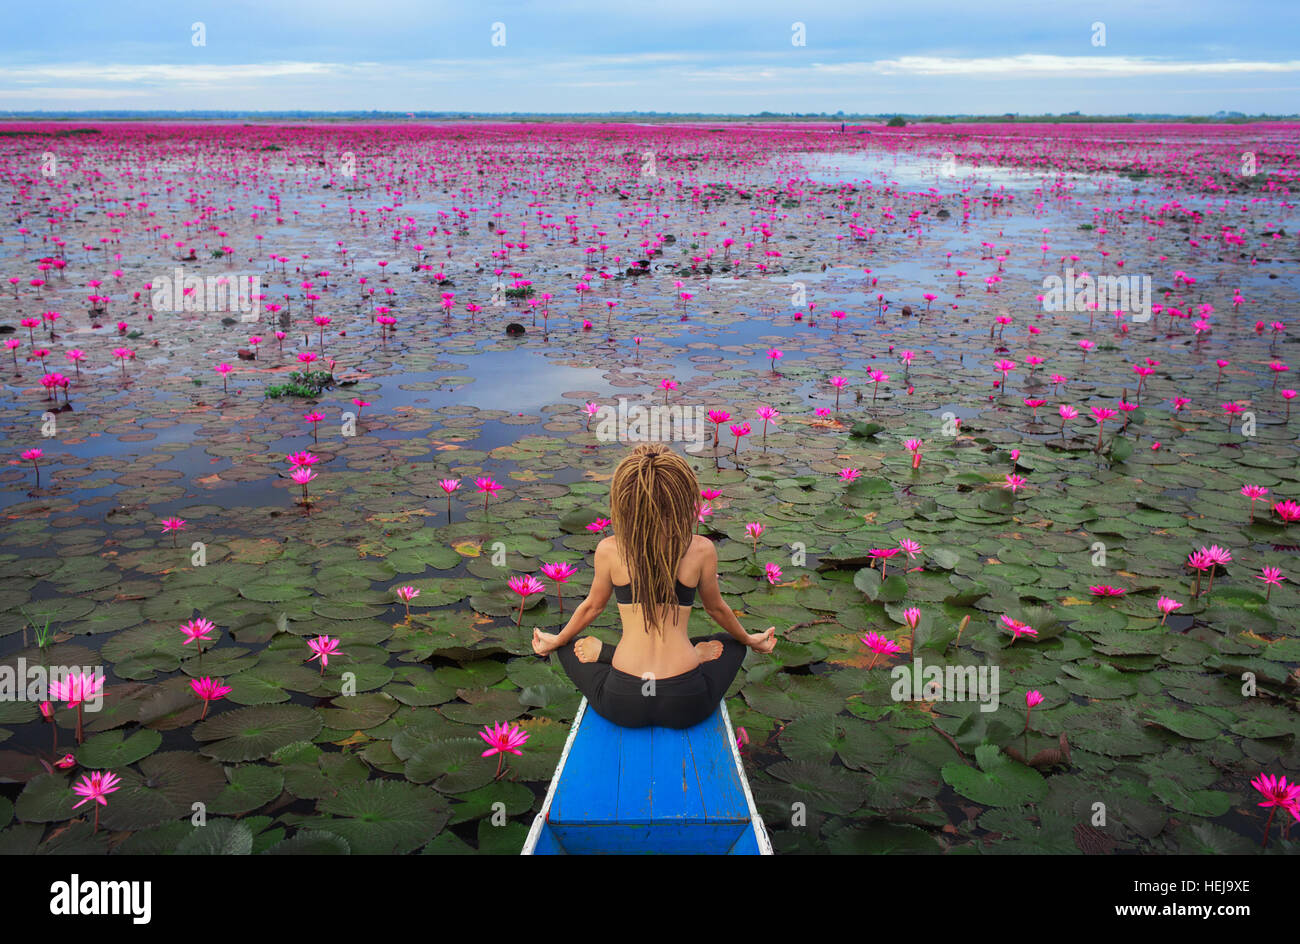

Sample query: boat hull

[522,698,771,855]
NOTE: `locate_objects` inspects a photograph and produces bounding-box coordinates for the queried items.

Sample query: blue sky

[3,0,1298,114]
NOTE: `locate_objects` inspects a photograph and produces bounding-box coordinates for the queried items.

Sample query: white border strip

[521,696,588,855]
[720,700,774,855]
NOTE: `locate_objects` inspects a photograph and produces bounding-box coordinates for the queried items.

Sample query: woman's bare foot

[574,637,602,663]
[695,640,724,662]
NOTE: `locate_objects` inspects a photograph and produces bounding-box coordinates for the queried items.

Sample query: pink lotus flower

[20,447,44,486]
[1003,473,1027,493]
[1089,585,1126,597]
[437,478,461,517]
[993,359,1016,391]
[541,561,578,613]
[1273,499,1300,524]
[395,585,420,619]
[1192,544,1233,598]
[1186,548,1214,597]
[586,518,611,533]
[1157,596,1182,625]
[1000,615,1038,644]
[898,539,921,560]
[480,720,529,777]
[707,409,731,447]
[1090,406,1118,452]
[160,516,187,546]
[509,574,547,628]
[475,476,502,513]
[868,369,889,403]
[1250,773,1300,847]
[303,410,324,443]
[180,617,217,649]
[540,561,576,584]
[867,546,901,577]
[72,770,122,833]
[828,376,848,410]
[306,635,343,674]
[1242,485,1270,522]
[290,465,317,503]
[49,671,105,745]
[728,422,751,455]
[190,676,231,720]
[905,438,923,468]
[1256,566,1285,601]
[860,631,903,669]
[839,468,861,483]
[1024,690,1044,731]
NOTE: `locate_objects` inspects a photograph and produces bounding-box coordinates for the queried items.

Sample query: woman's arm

[696,539,777,653]
[532,538,614,655]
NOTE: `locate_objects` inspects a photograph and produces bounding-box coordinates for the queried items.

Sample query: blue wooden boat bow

[522,697,773,855]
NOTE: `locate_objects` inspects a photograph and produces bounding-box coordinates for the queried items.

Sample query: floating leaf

[194,705,324,761]
[941,745,1047,807]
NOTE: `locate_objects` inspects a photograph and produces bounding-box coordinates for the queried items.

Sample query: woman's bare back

[604,533,709,678]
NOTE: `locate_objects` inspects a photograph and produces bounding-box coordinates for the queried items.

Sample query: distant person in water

[532,442,777,728]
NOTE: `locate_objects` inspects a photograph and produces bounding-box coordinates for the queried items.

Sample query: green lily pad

[209,764,286,815]
[942,744,1048,807]
[175,818,255,854]
[309,780,450,853]
[75,728,163,768]
[194,704,324,761]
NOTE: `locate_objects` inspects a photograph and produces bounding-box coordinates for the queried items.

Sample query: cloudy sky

[2,0,1297,114]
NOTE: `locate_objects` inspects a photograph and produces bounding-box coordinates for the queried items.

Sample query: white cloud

[823,54,1300,77]
[6,53,1299,93]
[3,61,346,86]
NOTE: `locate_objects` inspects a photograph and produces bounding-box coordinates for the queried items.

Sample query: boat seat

[536,699,760,854]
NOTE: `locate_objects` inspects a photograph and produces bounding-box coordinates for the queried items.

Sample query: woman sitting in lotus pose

[531,442,777,729]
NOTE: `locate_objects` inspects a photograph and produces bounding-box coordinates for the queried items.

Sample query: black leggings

[554,632,748,729]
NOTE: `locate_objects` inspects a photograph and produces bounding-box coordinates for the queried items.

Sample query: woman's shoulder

[688,534,716,562]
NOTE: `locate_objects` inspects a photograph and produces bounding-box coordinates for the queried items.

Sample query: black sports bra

[612,578,697,606]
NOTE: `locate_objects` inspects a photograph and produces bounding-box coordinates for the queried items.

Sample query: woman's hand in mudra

[532,628,562,656]
[746,627,777,654]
